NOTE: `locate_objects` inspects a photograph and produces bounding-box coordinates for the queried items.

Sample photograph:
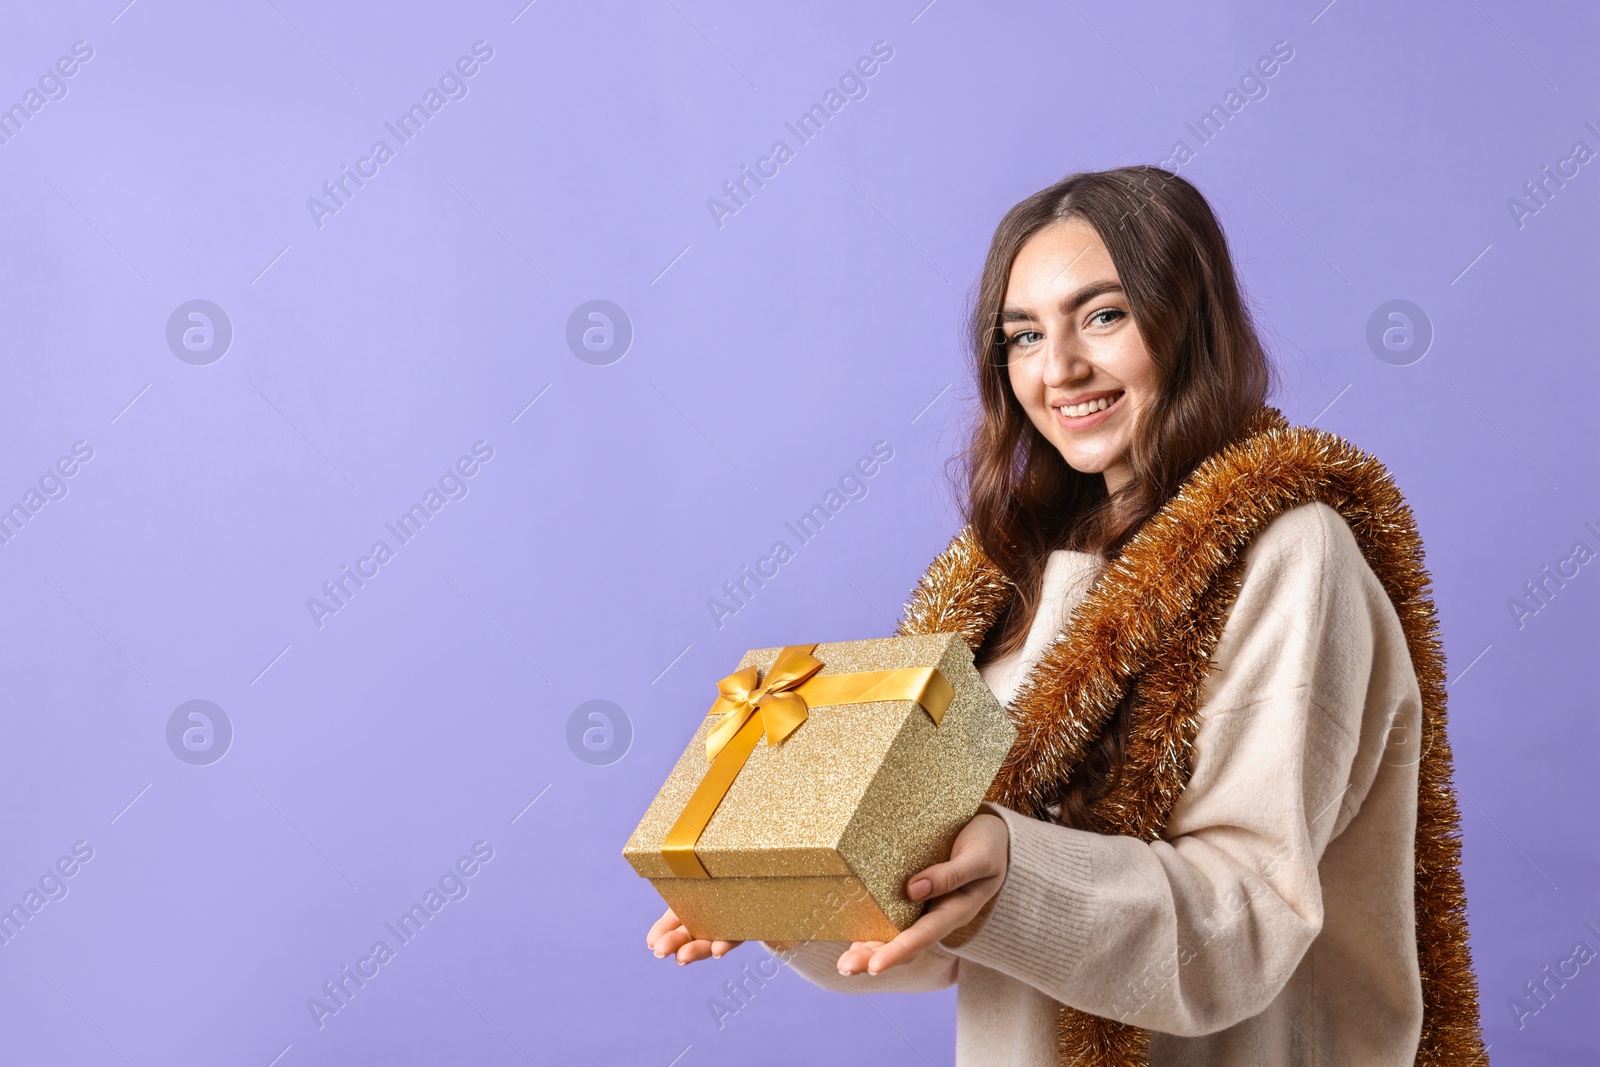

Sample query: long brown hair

[961,166,1275,827]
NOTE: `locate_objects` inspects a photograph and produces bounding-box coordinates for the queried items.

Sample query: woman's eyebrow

[1000,280,1124,323]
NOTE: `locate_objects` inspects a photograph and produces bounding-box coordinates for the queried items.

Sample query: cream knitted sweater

[764,502,1426,1066]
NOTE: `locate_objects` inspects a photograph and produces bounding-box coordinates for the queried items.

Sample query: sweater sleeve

[936,502,1419,1036]
[757,939,959,994]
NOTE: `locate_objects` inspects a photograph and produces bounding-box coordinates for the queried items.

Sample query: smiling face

[1001,217,1161,495]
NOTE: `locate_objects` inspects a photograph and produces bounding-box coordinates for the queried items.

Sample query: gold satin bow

[703,644,826,761]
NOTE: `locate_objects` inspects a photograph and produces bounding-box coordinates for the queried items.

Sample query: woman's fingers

[834,940,887,975]
[870,891,980,971]
[670,936,743,964]
[855,817,1011,976]
[652,925,709,963]
[907,815,1006,901]
[675,937,716,964]
[862,888,984,975]
[652,924,691,958]
[646,907,683,950]
[908,855,982,902]
[647,907,744,965]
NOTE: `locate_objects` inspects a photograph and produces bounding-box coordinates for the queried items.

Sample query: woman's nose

[1041,336,1089,386]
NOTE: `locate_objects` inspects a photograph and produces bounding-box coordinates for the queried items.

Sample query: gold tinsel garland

[895,405,1486,1066]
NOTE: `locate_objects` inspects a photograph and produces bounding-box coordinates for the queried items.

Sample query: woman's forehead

[1004,221,1119,310]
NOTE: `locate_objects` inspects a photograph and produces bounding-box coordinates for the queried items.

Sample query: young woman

[646,167,1485,1066]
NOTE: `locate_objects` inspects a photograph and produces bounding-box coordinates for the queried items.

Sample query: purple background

[0,1,1594,1063]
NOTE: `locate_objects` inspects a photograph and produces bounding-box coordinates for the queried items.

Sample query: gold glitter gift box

[622,632,1016,943]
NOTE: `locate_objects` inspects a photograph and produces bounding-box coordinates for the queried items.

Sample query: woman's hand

[834,812,1010,977]
[646,906,742,965]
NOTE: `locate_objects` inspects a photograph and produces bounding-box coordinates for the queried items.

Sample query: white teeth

[1059,394,1118,418]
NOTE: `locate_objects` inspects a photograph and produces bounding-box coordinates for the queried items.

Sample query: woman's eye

[1087,308,1125,328]
[1006,329,1043,348]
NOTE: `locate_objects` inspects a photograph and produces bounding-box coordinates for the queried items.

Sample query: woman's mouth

[1053,390,1124,431]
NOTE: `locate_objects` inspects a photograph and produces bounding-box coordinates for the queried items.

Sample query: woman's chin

[1053,449,1115,477]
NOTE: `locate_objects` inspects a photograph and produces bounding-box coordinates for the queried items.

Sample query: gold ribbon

[660,643,955,879]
